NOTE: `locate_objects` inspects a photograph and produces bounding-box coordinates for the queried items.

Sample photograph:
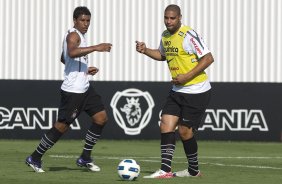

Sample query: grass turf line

[0,140,281,184]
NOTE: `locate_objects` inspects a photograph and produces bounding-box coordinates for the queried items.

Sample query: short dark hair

[73,6,91,19]
[165,4,181,16]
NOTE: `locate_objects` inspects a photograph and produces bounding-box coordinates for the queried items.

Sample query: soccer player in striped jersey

[136,4,214,178]
[25,6,112,173]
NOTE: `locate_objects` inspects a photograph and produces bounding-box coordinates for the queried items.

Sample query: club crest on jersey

[110,88,155,135]
[178,31,184,37]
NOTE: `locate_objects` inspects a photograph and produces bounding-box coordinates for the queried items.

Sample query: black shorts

[161,89,211,129]
[57,86,105,125]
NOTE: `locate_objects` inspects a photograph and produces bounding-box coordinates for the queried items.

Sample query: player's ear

[179,14,182,21]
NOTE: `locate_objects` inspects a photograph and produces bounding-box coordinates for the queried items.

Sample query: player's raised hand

[136,41,147,54]
[171,74,189,85]
[95,43,112,52]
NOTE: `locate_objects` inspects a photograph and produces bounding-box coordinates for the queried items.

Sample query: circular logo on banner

[110,88,155,135]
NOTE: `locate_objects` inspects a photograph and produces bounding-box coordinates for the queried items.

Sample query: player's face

[74,14,91,34]
[164,10,182,34]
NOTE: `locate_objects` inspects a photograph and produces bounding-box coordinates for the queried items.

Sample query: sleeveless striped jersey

[61,28,89,93]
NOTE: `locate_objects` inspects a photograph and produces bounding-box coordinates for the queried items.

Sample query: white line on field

[49,155,282,170]
[202,162,282,170]
[200,156,282,159]
[49,155,282,159]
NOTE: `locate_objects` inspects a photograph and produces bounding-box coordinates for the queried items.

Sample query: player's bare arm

[136,41,166,61]
[67,32,112,58]
[91,43,112,52]
[171,53,214,85]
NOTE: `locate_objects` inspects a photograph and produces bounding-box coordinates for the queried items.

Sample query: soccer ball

[117,159,140,181]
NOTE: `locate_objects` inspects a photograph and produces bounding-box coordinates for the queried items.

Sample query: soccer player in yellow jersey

[136,4,214,178]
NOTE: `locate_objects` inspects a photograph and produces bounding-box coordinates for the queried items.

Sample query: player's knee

[178,125,194,140]
[160,121,176,133]
[92,112,108,125]
[97,116,108,125]
[54,121,70,133]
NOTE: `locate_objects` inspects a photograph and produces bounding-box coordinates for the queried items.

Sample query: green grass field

[0,140,281,184]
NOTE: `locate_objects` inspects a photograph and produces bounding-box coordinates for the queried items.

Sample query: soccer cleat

[76,157,101,172]
[25,156,45,173]
[173,169,202,177]
[143,169,174,178]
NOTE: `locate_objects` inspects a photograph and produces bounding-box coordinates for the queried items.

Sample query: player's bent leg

[77,111,107,171]
[25,123,66,173]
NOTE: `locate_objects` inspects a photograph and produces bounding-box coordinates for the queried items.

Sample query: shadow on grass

[48,167,88,172]
[141,170,156,174]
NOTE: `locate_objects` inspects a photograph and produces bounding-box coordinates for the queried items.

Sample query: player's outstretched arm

[136,41,165,61]
[90,43,112,52]
[67,32,112,58]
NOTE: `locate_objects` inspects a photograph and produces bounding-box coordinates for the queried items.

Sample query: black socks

[182,136,199,176]
[160,132,176,172]
[80,123,104,160]
[31,127,63,161]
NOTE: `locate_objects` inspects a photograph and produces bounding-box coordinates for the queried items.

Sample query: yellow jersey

[160,25,210,86]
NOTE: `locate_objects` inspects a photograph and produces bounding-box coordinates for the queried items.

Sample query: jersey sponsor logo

[164,41,171,46]
[190,37,202,55]
[163,40,178,56]
[187,30,204,49]
[169,66,179,71]
[199,109,268,131]
[164,46,179,53]
[167,58,174,63]
[110,88,155,135]
[0,107,80,130]
[166,52,178,56]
